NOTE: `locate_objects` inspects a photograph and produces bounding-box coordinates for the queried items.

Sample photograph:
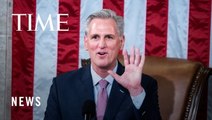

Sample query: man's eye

[106,35,114,39]
[91,35,99,40]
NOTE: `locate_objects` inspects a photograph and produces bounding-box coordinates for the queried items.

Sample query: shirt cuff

[131,89,146,109]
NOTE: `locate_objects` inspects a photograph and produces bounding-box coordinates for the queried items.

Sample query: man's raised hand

[108,47,145,96]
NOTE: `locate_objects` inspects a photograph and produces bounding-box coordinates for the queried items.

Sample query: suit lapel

[104,62,128,120]
[78,65,95,102]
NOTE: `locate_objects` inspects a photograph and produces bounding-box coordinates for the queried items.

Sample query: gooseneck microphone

[82,100,96,120]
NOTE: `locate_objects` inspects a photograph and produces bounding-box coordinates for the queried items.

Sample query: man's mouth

[97,52,107,56]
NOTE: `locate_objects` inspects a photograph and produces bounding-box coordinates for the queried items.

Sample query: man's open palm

[108,47,145,96]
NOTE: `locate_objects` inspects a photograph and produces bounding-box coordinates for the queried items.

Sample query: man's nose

[99,38,106,48]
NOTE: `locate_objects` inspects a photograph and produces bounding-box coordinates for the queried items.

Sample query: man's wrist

[129,86,143,96]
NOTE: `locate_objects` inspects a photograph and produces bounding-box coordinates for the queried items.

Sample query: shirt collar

[91,61,118,86]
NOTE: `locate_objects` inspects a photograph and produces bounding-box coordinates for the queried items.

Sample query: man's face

[84,18,124,70]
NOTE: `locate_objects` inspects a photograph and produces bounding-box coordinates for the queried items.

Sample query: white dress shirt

[90,61,146,109]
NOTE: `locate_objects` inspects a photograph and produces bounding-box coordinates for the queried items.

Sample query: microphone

[82,100,96,120]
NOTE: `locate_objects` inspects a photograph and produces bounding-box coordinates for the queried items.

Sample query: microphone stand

[84,114,92,120]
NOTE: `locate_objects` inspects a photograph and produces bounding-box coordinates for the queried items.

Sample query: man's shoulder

[141,73,158,88]
[54,66,89,82]
[142,73,156,81]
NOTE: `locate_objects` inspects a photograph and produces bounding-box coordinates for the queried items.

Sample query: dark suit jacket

[44,62,161,120]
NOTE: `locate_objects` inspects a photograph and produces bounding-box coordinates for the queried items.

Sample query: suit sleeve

[138,76,161,120]
[112,74,161,120]
[44,78,62,120]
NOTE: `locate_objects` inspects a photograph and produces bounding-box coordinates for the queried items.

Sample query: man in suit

[44,9,161,120]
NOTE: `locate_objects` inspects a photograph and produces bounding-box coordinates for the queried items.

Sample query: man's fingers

[139,53,145,68]
[108,70,122,83]
[123,47,144,67]
[130,47,135,64]
[123,49,129,66]
[134,48,141,66]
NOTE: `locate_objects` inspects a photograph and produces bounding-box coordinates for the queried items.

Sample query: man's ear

[84,36,88,51]
[120,35,125,50]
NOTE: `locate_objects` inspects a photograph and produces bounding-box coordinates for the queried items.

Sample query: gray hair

[85,9,124,36]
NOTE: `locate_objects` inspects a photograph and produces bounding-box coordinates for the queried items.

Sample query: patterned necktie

[96,79,108,120]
